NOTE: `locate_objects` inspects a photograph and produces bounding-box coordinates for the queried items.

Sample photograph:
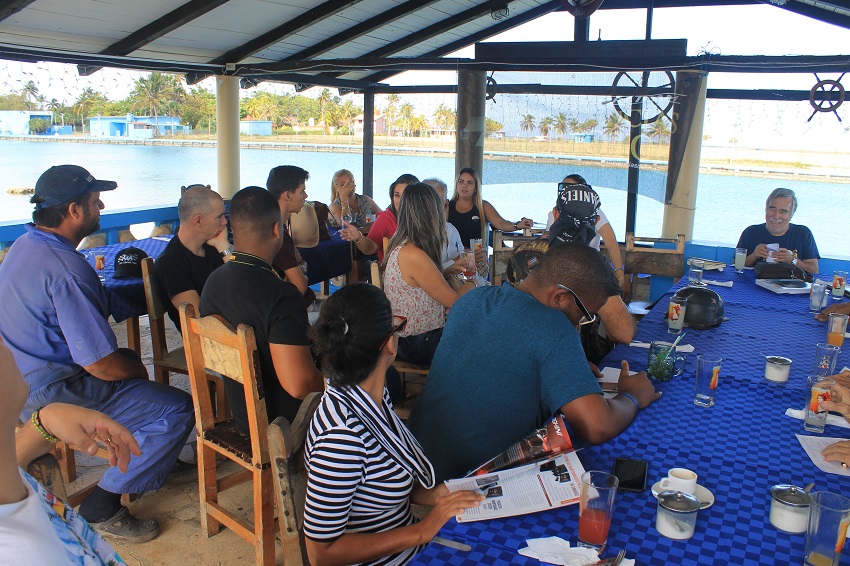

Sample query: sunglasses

[378,315,408,352]
[555,283,597,327]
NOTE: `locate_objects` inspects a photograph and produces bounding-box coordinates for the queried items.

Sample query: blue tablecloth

[411,268,850,565]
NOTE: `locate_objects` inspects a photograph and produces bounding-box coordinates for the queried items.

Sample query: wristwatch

[791,257,798,266]
[220,246,233,258]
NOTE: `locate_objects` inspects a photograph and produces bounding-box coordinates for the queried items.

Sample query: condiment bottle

[769,484,811,533]
[656,490,700,540]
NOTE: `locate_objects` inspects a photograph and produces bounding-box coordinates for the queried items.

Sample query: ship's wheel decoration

[611,70,675,124]
[486,75,497,102]
[808,73,845,122]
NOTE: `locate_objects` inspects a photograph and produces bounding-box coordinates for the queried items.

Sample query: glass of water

[734,248,747,273]
[688,259,705,287]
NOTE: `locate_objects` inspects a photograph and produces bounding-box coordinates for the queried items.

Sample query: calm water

[1,139,844,257]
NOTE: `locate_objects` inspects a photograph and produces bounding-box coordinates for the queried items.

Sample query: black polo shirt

[154,233,223,329]
[199,251,310,433]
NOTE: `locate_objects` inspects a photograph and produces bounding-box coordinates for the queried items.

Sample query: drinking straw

[659,332,686,365]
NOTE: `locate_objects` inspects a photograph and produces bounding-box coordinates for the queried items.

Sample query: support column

[662,71,707,240]
[362,89,375,199]
[216,75,240,198]
[455,69,486,177]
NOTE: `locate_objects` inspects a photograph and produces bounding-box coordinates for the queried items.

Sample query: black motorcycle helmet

[672,286,728,330]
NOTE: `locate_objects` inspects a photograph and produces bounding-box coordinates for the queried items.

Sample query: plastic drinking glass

[734,248,747,273]
[827,313,848,349]
[804,376,835,433]
[470,238,484,251]
[815,343,841,377]
[667,296,687,334]
[804,491,850,566]
[688,259,705,287]
[833,271,847,299]
[811,281,827,314]
[577,471,619,550]
[694,355,722,407]
[647,341,686,381]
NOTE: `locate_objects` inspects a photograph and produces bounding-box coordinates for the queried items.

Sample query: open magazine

[443,415,586,522]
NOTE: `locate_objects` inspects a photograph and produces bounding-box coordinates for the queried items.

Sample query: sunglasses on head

[378,315,408,352]
[555,284,597,327]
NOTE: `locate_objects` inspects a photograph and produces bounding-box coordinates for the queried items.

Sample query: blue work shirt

[0,224,117,391]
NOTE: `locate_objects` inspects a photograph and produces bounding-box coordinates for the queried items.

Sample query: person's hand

[754,243,770,261]
[831,370,850,389]
[417,486,484,543]
[39,403,141,473]
[822,382,850,421]
[340,223,362,243]
[206,226,230,252]
[443,262,463,277]
[822,440,850,467]
[589,362,603,379]
[473,247,486,265]
[517,217,533,230]
[815,304,850,322]
[776,248,794,264]
[616,361,662,409]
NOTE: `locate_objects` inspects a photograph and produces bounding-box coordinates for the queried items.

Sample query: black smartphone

[611,458,649,493]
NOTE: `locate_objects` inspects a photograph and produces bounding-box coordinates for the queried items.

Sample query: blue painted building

[88,114,189,138]
[240,120,273,136]
[0,110,54,135]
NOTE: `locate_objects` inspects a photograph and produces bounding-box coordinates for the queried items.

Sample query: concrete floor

[72,316,285,565]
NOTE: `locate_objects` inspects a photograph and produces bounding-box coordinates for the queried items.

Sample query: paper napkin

[703,279,733,288]
[630,341,695,353]
[518,537,635,566]
[785,408,850,429]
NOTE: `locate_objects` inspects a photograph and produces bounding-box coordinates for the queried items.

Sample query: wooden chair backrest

[141,257,170,362]
[623,233,686,278]
[383,236,389,256]
[180,303,269,459]
[267,392,323,566]
[370,261,382,289]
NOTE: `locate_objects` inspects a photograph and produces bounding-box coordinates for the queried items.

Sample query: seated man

[0,165,194,542]
[199,186,324,433]
[409,242,660,482]
[737,188,819,273]
[154,184,231,330]
[266,165,315,305]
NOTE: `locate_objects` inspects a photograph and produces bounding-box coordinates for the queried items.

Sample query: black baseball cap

[33,165,117,208]
[113,246,148,278]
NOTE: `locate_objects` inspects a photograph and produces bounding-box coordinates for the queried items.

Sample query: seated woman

[383,183,475,366]
[448,167,533,248]
[341,173,418,262]
[328,169,382,229]
[304,283,483,566]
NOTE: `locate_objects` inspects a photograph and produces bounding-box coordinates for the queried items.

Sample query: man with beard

[737,188,819,273]
[0,165,194,544]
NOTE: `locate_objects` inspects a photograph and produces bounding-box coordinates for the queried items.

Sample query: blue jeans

[25,371,194,495]
[397,328,443,366]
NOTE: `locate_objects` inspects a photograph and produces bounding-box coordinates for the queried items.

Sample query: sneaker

[91,507,159,543]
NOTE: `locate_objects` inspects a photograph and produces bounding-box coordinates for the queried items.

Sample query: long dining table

[410,267,850,565]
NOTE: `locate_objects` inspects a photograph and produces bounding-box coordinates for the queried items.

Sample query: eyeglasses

[555,284,597,327]
[378,315,408,351]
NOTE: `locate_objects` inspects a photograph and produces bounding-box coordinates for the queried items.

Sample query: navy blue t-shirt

[736,223,819,262]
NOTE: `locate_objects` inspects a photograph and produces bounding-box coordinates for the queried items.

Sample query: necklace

[227,251,283,281]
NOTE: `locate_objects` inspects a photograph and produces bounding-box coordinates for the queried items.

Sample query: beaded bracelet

[619,392,640,411]
[354,234,364,245]
[31,408,59,444]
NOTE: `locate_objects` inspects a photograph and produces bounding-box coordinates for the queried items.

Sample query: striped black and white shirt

[304,385,435,566]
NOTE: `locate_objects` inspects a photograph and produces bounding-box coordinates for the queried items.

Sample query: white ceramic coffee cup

[659,468,698,494]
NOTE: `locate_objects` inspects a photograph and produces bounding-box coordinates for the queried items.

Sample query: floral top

[383,244,445,337]
[0,469,125,565]
[331,194,375,229]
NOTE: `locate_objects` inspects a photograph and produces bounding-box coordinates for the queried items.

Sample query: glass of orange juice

[827,313,849,348]
[577,471,619,550]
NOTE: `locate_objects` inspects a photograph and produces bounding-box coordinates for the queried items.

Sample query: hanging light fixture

[559,0,606,19]
[491,5,509,20]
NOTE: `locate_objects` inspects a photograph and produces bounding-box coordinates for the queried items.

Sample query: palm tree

[554,112,568,139]
[603,112,627,141]
[567,117,581,134]
[647,117,671,143]
[130,72,180,137]
[410,115,428,137]
[340,99,357,137]
[581,118,598,136]
[385,94,399,136]
[20,80,39,109]
[399,102,414,138]
[538,116,554,139]
[519,113,535,137]
[317,88,333,126]
[433,104,455,131]
[74,88,98,134]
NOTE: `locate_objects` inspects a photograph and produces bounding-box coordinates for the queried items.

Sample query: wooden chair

[179,302,275,566]
[267,392,322,566]
[142,257,228,421]
[622,233,686,307]
[490,229,546,286]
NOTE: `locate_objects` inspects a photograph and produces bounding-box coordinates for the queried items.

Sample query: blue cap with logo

[33,165,117,208]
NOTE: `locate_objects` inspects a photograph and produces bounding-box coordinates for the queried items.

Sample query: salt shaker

[656,490,700,540]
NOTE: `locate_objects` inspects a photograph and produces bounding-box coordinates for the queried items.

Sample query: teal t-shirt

[408,285,602,482]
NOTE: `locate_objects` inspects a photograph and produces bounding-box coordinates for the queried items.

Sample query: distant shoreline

[3,134,849,185]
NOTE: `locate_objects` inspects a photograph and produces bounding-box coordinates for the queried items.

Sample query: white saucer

[650,480,715,509]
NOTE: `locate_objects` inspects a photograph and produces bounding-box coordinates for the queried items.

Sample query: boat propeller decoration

[808,73,845,122]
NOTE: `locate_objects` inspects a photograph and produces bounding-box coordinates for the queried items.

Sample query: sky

[1,4,849,150]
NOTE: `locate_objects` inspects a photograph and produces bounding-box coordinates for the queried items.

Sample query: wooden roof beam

[78,0,232,76]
